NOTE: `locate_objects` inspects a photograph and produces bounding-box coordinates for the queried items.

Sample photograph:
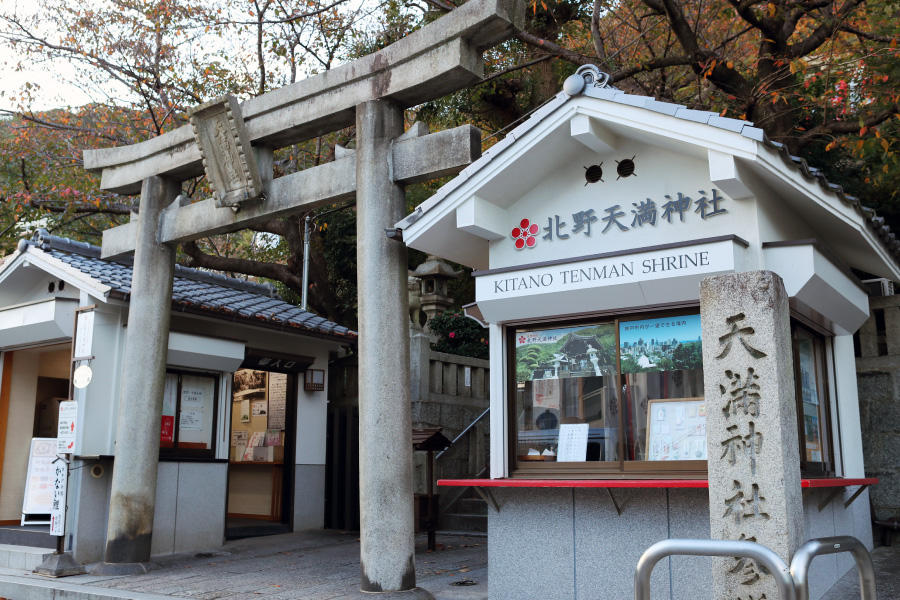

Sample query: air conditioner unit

[862,278,895,297]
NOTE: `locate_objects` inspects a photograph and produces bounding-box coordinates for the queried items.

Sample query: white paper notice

[267,373,287,430]
[181,387,205,409]
[252,400,267,416]
[73,311,94,357]
[557,423,589,462]
[179,410,203,431]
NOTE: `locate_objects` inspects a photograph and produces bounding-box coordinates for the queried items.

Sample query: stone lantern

[411,255,460,327]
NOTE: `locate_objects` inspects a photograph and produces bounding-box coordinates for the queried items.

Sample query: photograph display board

[619,314,702,374]
[645,397,707,461]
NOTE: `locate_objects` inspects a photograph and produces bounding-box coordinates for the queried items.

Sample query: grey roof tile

[611,93,651,108]
[708,116,750,133]
[27,230,356,340]
[673,107,716,124]
[644,100,682,116]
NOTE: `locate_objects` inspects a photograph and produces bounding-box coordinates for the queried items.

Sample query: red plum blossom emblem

[512,218,538,250]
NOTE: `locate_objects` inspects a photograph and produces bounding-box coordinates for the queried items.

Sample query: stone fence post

[700,271,804,599]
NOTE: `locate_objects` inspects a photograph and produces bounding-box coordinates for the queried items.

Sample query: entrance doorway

[225,369,296,539]
[0,343,71,547]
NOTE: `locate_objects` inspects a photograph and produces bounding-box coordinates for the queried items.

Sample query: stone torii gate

[82,0,523,594]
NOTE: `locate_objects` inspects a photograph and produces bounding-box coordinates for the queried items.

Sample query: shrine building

[397,66,892,599]
[0,230,354,565]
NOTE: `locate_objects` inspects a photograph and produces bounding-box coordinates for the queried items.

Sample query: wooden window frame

[791,321,836,477]
[506,306,708,479]
[506,308,837,480]
[159,368,220,460]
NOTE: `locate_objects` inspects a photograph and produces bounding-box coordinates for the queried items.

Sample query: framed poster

[645,397,707,461]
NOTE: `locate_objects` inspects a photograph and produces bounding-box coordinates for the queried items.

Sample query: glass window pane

[515,323,618,463]
[619,314,706,462]
[177,374,216,450]
[795,330,830,466]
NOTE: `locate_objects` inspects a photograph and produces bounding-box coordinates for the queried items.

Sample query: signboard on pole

[73,311,94,357]
[49,459,67,536]
[57,401,77,454]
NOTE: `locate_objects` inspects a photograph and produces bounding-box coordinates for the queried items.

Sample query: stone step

[0,526,55,549]
[456,497,487,516]
[440,512,487,533]
[0,573,181,600]
[0,544,55,571]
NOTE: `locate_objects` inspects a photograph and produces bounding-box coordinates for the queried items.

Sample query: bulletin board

[645,397,707,461]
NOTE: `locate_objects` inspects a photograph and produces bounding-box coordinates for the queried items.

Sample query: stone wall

[409,332,490,494]
[856,294,900,525]
[327,340,490,498]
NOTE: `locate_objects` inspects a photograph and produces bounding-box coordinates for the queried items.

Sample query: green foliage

[621,341,703,374]
[428,310,489,360]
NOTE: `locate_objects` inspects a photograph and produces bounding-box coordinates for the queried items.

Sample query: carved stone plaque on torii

[83,0,524,594]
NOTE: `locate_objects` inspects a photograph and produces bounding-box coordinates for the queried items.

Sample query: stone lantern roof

[411,255,461,280]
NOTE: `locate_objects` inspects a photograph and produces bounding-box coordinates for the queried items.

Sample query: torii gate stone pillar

[82,0,524,591]
[356,99,416,592]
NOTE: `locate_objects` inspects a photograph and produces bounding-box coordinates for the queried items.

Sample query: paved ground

[0,531,487,600]
[0,533,898,599]
[821,543,900,600]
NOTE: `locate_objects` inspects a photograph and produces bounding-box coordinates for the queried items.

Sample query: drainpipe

[301,215,311,311]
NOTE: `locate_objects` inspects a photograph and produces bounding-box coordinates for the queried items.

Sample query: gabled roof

[6,229,356,341]
[397,68,900,279]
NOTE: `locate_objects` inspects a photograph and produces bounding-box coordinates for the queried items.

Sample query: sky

[0,54,95,112]
[0,0,99,112]
[618,314,702,346]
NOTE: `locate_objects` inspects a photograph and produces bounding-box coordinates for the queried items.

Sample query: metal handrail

[634,539,796,600]
[790,536,877,600]
[435,407,490,461]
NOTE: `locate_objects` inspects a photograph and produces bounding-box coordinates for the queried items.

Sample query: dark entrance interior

[324,404,359,530]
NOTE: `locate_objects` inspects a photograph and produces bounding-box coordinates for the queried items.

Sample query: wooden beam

[101,125,482,259]
[83,0,523,195]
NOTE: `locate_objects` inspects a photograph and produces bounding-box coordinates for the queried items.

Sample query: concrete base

[32,552,86,577]
[347,587,435,599]
[88,560,159,575]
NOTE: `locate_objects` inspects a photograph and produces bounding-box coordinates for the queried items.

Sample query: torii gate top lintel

[83,0,524,196]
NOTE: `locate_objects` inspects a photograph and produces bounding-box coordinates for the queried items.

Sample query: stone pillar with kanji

[700,270,805,600]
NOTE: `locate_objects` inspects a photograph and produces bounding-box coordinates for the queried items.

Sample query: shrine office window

[159,370,220,459]
[509,310,706,478]
[791,323,835,475]
[508,310,836,478]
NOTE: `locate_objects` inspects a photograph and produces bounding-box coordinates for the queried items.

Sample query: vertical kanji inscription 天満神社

[700,271,804,600]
